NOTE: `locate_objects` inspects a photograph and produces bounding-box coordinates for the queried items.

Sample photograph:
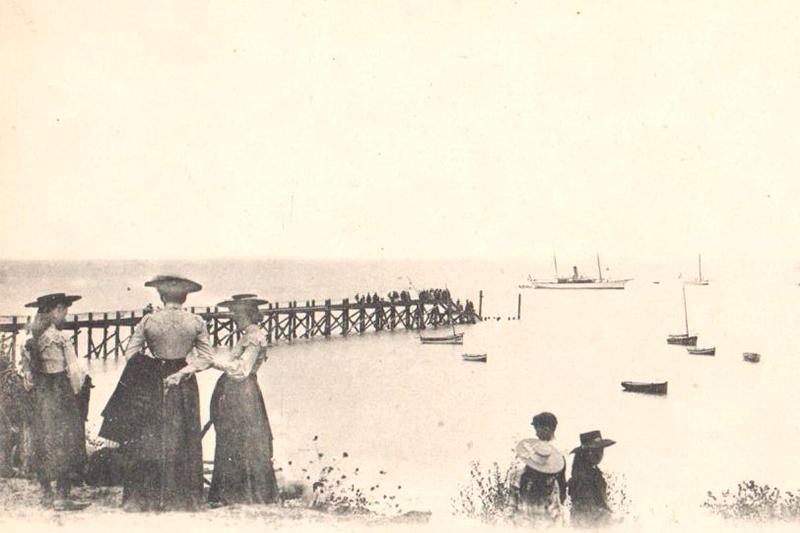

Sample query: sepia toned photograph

[2,2,800,532]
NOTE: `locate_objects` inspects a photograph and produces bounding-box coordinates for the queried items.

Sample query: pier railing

[0,296,481,363]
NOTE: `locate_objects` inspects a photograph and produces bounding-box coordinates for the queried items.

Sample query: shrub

[281,436,403,516]
[451,460,514,524]
[605,471,632,518]
[704,480,800,521]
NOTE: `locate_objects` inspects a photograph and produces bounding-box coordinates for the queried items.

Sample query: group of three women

[21,276,279,511]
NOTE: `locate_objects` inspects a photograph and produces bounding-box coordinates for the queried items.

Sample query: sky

[2,1,799,269]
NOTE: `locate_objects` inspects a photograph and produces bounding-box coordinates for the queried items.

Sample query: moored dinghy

[668,334,698,346]
[621,381,668,395]
[420,304,464,345]
[420,332,464,345]
[743,352,761,363]
[688,346,715,356]
[462,353,487,362]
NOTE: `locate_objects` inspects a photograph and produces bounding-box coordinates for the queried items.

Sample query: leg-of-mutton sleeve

[221,340,261,381]
[216,327,267,381]
[124,315,150,359]
[178,315,215,377]
[62,330,88,394]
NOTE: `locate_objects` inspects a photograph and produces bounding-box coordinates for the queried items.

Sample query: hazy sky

[2,1,799,266]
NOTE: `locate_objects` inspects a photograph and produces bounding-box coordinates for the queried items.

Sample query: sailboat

[685,254,709,286]
[530,254,631,290]
[420,304,464,344]
[667,286,698,345]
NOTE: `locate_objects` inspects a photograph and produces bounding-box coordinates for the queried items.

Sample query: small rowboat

[621,381,668,395]
[743,352,760,363]
[420,332,464,345]
[688,346,715,356]
[462,353,487,362]
[667,334,698,346]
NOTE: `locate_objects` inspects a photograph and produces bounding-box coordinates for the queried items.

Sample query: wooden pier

[0,295,481,363]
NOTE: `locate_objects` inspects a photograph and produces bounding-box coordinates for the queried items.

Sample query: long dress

[208,324,278,505]
[99,304,214,511]
[20,326,88,487]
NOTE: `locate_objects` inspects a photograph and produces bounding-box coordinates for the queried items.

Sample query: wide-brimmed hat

[231,293,258,300]
[217,296,269,310]
[144,275,202,294]
[24,293,82,309]
[570,430,616,454]
[515,439,565,474]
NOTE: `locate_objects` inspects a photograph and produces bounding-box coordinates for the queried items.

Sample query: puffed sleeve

[62,331,87,394]
[221,330,266,381]
[125,315,149,359]
[181,315,214,375]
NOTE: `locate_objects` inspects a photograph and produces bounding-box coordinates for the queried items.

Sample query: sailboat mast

[596,254,603,282]
[553,255,559,278]
[682,286,689,336]
[698,254,703,281]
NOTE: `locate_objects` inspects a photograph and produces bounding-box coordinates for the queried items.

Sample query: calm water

[2,259,799,528]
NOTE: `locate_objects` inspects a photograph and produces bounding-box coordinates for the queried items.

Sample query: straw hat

[570,430,616,454]
[515,439,565,474]
[144,275,202,294]
[24,293,82,309]
[216,296,269,311]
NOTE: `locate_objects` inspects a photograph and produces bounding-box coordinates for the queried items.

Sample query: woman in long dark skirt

[208,296,279,506]
[20,293,91,511]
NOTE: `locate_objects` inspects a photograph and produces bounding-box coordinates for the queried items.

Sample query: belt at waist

[153,357,188,373]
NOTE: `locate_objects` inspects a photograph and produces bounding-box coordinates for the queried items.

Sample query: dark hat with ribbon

[144,275,202,294]
[24,293,82,309]
[570,430,616,454]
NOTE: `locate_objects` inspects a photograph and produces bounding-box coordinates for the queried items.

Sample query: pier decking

[0,295,482,363]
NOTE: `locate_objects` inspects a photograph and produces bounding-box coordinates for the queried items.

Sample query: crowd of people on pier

[351,288,476,314]
[353,292,381,304]
[507,412,616,527]
[353,288,452,305]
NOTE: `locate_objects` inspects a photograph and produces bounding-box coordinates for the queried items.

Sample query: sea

[2,258,799,531]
